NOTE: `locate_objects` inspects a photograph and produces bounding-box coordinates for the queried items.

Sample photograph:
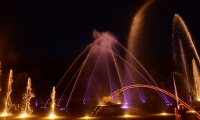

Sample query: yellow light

[20,113,28,118]
[84,115,90,119]
[161,112,167,116]
[48,114,56,119]
[190,110,195,113]
[0,112,8,117]
[124,114,130,117]
[117,101,121,104]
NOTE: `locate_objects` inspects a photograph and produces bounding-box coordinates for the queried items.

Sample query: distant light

[41,106,47,108]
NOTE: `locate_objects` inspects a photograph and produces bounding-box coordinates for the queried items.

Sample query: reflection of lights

[188,110,196,113]
[161,112,167,115]
[153,112,174,116]
[41,106,47,108]
[35,102,38,106]
[121,103,129,109]
[0,112,8,117]
[84,115,90,119]
[120,114,139,118]
[59,108,65,111]
[20,113,28,118]
[117,101,121,104]
[166,103,173,106]
[197,98,200,101]
[121,105,128,109]
[124,114,130,117]
[192,110,195,113]
[48,114,56,119]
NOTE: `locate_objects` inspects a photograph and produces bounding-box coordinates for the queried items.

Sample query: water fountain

[52,31,171,111]
[48,86,56,119]
[20,78,35,117]
[192,58,200,101]
[179,39,191,101]
[1,69,13,116]
[173,14,200,65]
[172,14,200,103]
[0,1,199,119]
[173,76,178,105]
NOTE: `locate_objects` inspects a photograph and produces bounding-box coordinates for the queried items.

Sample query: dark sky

[0,0,200,62]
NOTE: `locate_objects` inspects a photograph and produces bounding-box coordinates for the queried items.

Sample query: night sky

[0,1,199,61]
[0,0,200,98]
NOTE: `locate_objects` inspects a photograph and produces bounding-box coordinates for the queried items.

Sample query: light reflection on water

[0,112,197,120]
[0,114,175,120]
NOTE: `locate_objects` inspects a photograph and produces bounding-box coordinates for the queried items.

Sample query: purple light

[35,102,38,106]
[59,108,66,111]
[121,104,128,109]
[166,103,173,106]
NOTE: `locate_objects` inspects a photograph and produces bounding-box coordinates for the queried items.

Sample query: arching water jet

[173,14,200,65]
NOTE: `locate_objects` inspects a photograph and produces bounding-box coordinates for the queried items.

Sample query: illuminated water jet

[172,14,200,102]
[179,39,191,101]
[126,0,156,104]
[21,78,35,116]
[173,14,200,65]
[1,69,13,116]
[173,76,178,105]
[126,0,170,102]
[48,86,56,119]
[192,58,200,100]
[44,29,170,113]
